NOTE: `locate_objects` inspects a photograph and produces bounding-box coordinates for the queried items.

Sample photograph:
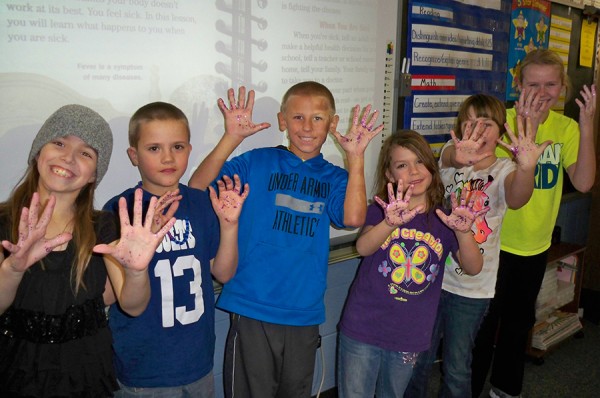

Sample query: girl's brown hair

[373,130,444,211]
[454,94,506,139]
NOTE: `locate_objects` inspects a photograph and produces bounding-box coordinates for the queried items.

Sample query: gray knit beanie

[28,104,113,185]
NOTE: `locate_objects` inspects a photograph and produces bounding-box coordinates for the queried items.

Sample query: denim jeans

[115,371,215,398]
[337,331,418,398]
[406,290,489,398]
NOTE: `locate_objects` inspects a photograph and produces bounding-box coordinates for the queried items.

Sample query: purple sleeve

[365,203,384,227]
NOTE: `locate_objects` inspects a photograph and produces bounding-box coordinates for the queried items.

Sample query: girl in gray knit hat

[0,104,176,397]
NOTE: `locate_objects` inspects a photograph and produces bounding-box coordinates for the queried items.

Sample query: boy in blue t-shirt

[189,82,383,398]
[104,102,248,397]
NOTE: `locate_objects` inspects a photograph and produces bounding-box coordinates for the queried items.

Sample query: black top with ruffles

[0,211,119,398]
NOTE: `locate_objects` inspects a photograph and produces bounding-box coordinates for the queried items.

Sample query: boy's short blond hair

[128,102,190,147]
[280,81,336,114]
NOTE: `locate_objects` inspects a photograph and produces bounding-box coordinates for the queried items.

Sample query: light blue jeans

[337,331,418,398]
[406,290,490,398]
[115,371,215,398]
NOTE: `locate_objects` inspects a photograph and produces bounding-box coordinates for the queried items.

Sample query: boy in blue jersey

[104,102,248,398]
[189,82,383,398]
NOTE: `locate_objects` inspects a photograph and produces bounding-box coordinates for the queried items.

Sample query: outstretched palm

[1,193,72,272]
[93,188,175,272]
[575,84,596,133]
[436,190,489,233]
[374,181,423,227]
[452,120,493,166]
[333,104,384,158]
[209,174,249,225]
[497,115,550,171]
[219,86,271,140]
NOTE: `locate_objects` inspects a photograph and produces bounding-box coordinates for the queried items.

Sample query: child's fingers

[227,88,237,109]
[162,200,179,221]
[117,197,131,228]
[403,183,414,202]
[349,104,360,127]
[449,191,459,208]
[237,86,247,108]
[450,129,460,144]
[221,175,234,191]
[329,129,343,143]
[472,120,486,141]
[1,240,18,254]
[374,195,387,210]
[366,109,379,130]
[132,188,144,226]
[461,121,473,140]
[496,138,513,153]
[46,233,73,252]
[16,206,30,242]
[245,89,256,110]
[475,206,491,218]
[232,174,243,194]
[392,181,402,201]
[369,123,384,137]
[217,98,228,114]
[524,116,537,141]
[240,183,250,200]
[360,104,373,127]
[144,196,159,229]
[28,192,40,229]
[208,186,217,205]
[435,208,449,224]
[37,194,55,230]
[154,217,176,240]
[537,140,553,154]
[503,122,517,142]
[92,243,112,255]
[459,189,468,207]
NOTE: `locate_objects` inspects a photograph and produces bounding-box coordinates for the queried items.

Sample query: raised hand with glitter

[209,174,249,226]
[575,84,596,139]
[94,188,175,272]
[451,119,494,166]
[207,174,248,283]
[514,87,550,130]
[332,104,384,159]
[1,193,72,274]
[496,115,550,172]
[374,181,423,227]
[436,189,489,233]
[219,86,272,141]
[150,189,182,234]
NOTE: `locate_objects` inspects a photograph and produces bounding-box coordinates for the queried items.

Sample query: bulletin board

[402,0,512,156]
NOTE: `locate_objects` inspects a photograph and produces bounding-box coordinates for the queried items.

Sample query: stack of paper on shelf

[531,310,582,351]
[536,265,559,321]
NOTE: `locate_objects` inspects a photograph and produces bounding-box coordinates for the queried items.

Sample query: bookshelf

[527,242,586,364]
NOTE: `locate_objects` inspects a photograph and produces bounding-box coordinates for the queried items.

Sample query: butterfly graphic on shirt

[388,242,429,285]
